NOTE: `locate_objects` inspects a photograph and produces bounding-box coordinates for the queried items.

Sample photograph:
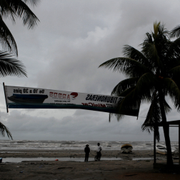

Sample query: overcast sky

[0,0,180,142]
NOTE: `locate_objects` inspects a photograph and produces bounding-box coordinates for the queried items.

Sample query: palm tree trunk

[159,90,173,166]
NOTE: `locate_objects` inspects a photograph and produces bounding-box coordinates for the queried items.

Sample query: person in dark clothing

[84,144,90,162]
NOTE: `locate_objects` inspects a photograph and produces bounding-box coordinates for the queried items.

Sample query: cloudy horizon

[0,0,180,142]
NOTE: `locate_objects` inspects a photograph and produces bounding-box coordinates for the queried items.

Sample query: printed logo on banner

[49,91,78,102]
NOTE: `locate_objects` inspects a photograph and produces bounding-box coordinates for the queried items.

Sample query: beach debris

[70,154,77,158]
[121,144,133,154]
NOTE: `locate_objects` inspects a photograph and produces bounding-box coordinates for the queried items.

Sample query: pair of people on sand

[84,143,102,162]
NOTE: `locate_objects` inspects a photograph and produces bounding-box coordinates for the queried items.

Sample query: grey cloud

[1,0,180,141]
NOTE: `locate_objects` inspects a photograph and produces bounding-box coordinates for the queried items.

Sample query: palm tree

[0,0,39,139]
[99,22,180,166]
[0,0,39,55]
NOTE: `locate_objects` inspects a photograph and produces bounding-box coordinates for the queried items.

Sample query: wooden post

[179,124,180,166]
[154,125,156,167]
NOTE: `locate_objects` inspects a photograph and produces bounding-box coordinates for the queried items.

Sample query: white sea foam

[0,140,178,151]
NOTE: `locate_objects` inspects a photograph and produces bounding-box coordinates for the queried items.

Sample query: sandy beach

[0,149,180,180]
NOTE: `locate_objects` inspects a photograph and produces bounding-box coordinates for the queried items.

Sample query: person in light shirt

[96,143,102,161]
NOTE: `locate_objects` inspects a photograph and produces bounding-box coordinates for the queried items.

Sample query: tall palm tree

[0,0,39,139]
[99,22,180,166]
[0,0,39,55]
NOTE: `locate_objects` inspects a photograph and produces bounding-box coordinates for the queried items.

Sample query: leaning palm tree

[0,0,39,55]
[99,22,180,166]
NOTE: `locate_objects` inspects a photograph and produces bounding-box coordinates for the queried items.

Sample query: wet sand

[0,150,180,180]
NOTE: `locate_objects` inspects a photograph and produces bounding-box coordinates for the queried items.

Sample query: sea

[0,140,178,151]
[0,140,178,163]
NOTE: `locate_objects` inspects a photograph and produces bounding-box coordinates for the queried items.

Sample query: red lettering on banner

[58,93,62,99]
[67,94,70,100]
[54,92,57,98]
[50,91,76,101]
[70,92,78,99]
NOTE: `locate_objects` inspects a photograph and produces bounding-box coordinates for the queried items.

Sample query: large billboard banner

[3,83,139,116]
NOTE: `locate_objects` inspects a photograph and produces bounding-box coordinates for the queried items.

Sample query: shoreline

[0,150,179,180]
[0,149,178,159]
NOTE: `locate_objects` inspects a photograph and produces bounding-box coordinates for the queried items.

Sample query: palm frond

[23,0,40,6]
[141,35,163,70]
[163,99,172,114]
[0,15,18,55]
[0,0,14,17]
[141,95,161,141]
[163,78,180,109]
[170,25,180,38]
[114,86,140,117]
[153,22,161,37]
[169,65,180,75]
[135,72,156,96]
[99,57,130,71]
[2,0,39,29]
[0,122,13,139]
[0,51,27,77]
[141,94,171,141]
[108,112,124,122]
[111,77,138,96]
[99,57,151,78]
[123,45,148,64]
[168,38,180,61]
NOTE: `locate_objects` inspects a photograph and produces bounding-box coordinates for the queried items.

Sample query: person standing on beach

[84,144,90,162]
[96,143,102,161]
